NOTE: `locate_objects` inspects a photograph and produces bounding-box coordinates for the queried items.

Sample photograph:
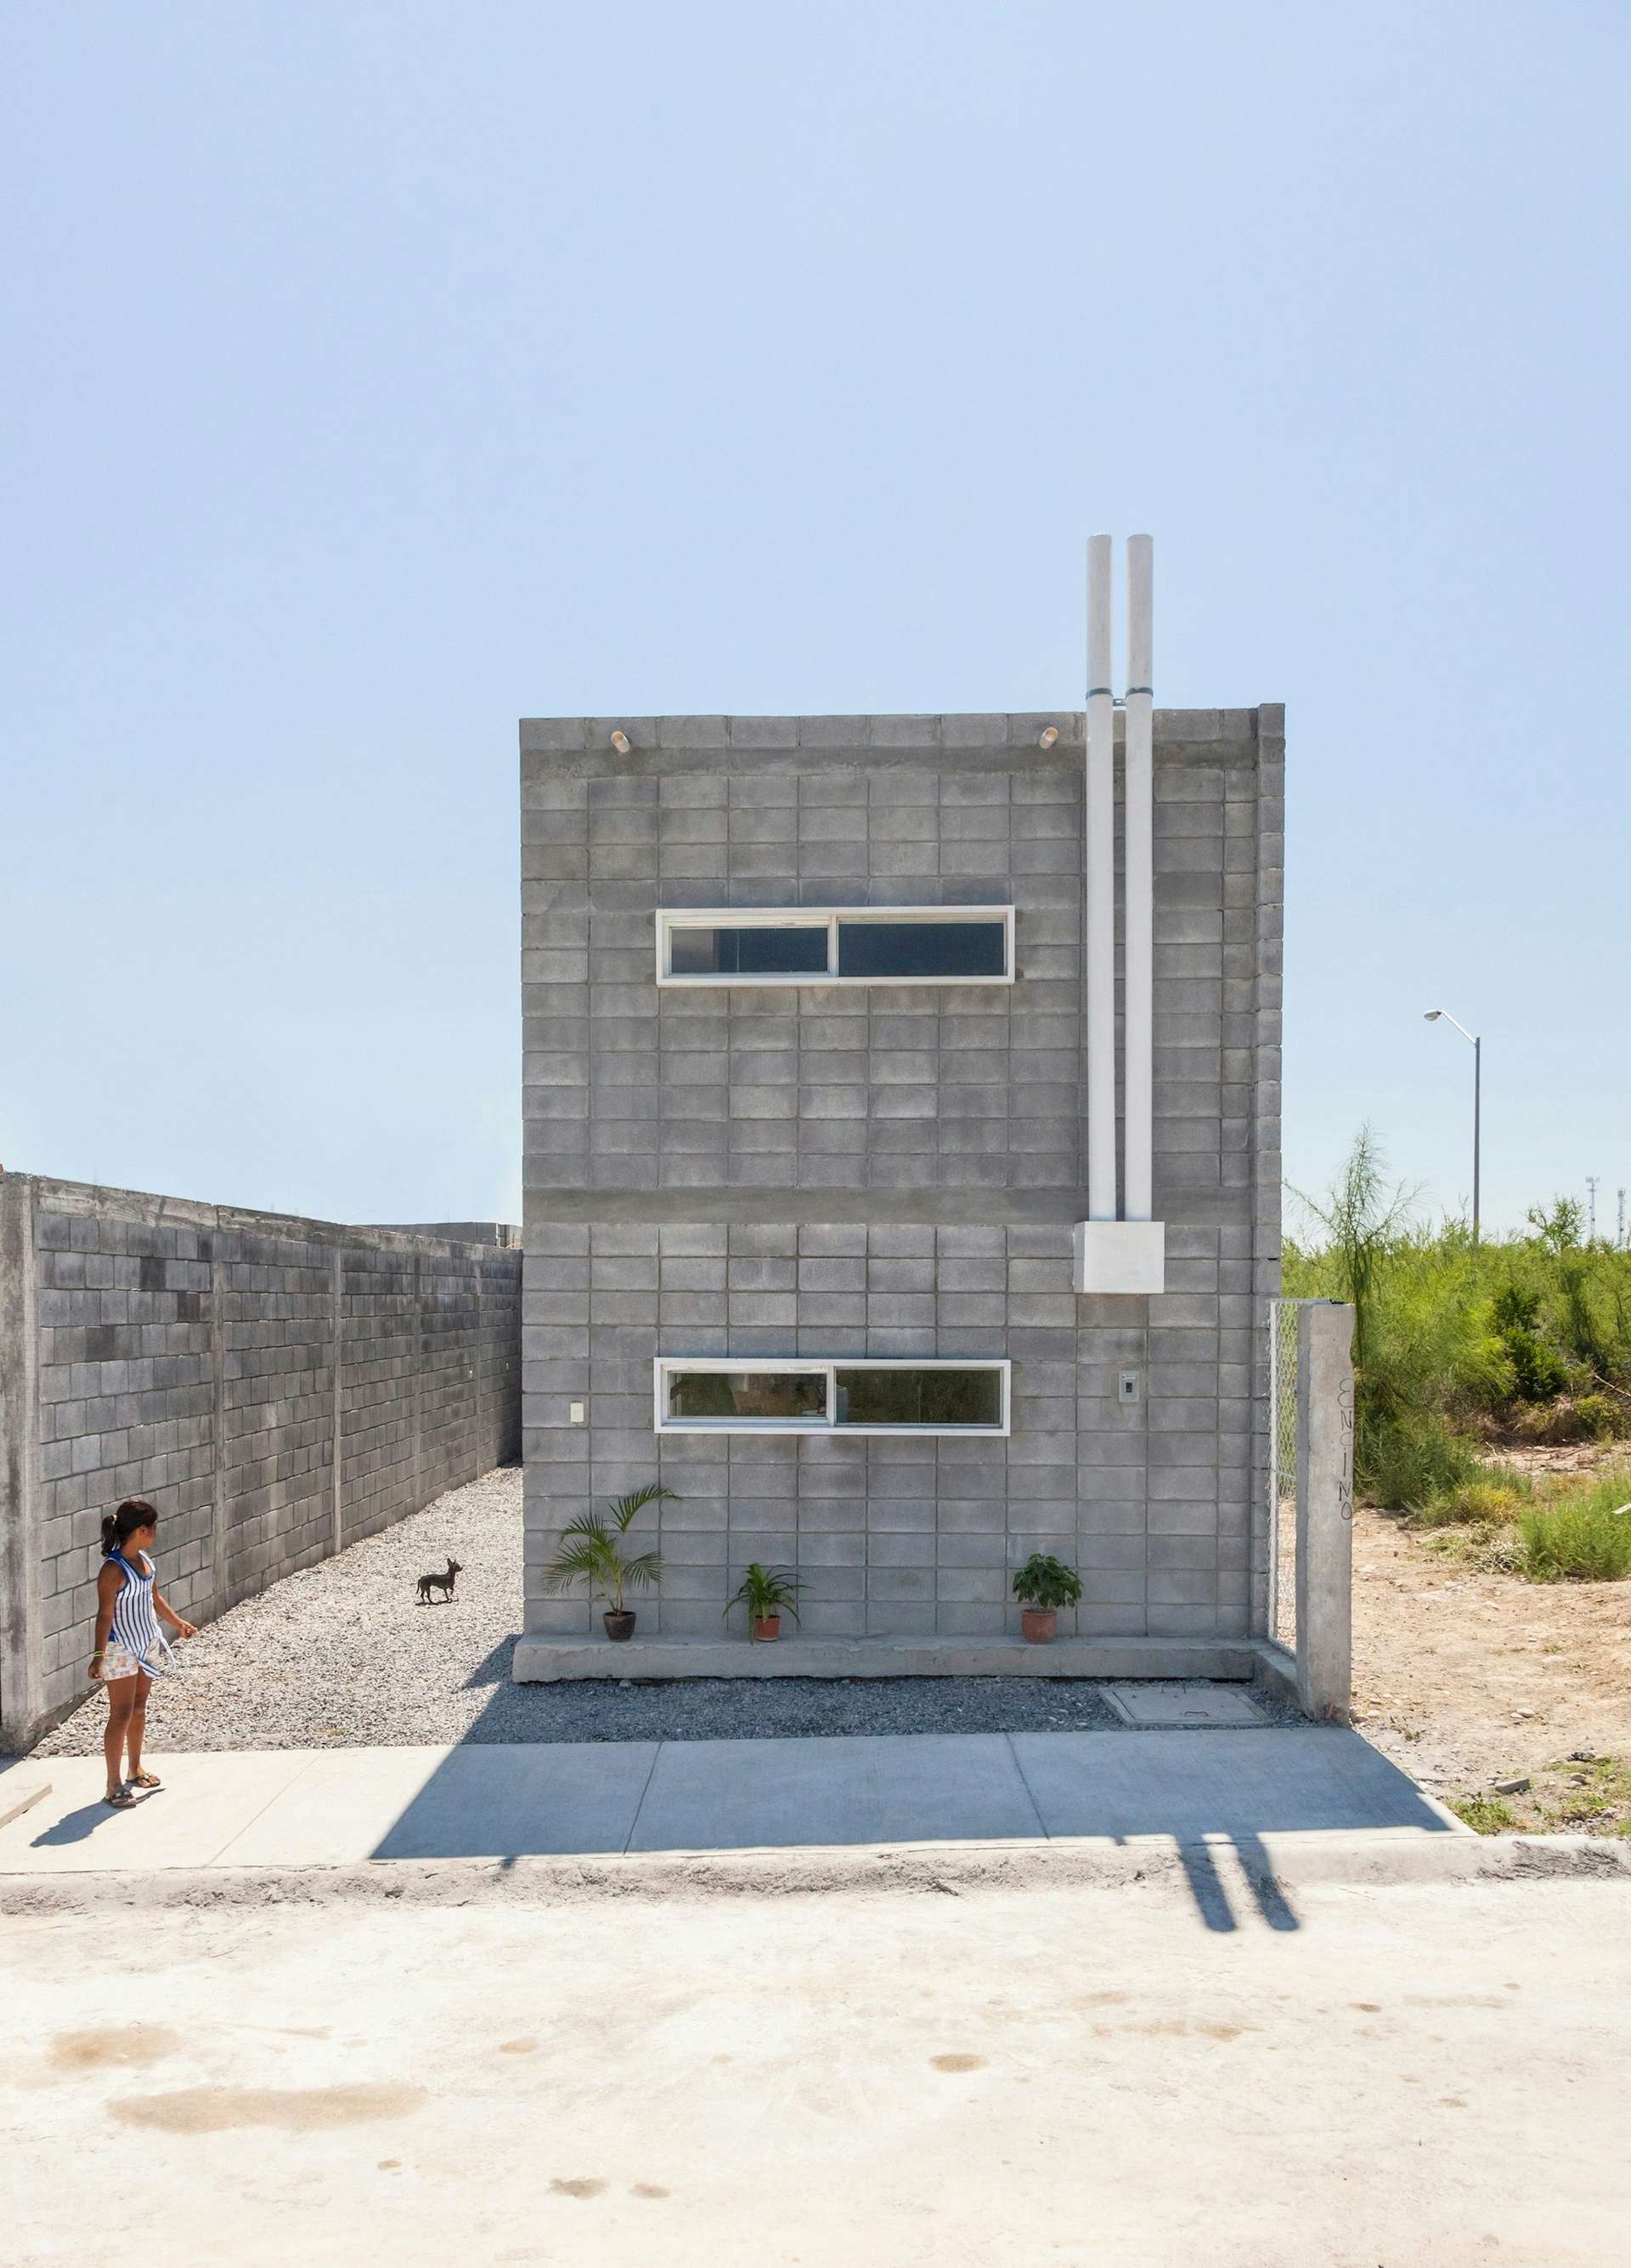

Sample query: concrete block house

[516,544,1283,1676]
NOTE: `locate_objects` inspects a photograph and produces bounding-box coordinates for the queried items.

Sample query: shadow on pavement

[366,1722,1454,1932]
[30,1797,152,1848]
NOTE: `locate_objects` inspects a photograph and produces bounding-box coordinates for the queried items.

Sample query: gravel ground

[37,1467,1298,1752]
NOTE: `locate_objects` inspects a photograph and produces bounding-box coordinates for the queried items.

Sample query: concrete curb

[5,1831,1627,1916]
[0,1781,49,1832]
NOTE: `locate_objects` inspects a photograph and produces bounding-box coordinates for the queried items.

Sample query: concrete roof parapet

[657,717,730,748]
[864,715,942,749]
[727,717,801,749]
[519,708,1278,770]
[796,715,873,748]
[587,716,657,753]
[519,718,588,753]
[940,713,1013,749]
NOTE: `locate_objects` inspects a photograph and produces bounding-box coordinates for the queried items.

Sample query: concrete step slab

[512,1633,1259,1681]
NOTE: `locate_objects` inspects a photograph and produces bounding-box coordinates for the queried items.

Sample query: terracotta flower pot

[751,1613,781,1642]
[603,1609,636,1642]
[1020,1606,1058,1645]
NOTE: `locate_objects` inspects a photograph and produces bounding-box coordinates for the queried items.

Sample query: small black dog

[416,1556,464,1605]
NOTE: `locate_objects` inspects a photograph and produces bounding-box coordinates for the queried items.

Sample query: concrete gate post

[1295,1300,1356,1722]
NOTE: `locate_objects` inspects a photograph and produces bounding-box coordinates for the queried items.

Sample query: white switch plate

[569,1402,585,1424]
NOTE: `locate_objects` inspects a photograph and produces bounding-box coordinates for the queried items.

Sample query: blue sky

[3,3,1627,1236]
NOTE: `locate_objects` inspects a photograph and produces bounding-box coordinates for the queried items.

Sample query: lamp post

[1424,1009,1481,1241]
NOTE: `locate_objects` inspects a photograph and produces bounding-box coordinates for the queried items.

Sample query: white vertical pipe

[1086,534,1117,1221]
[1123,533,1154,1221]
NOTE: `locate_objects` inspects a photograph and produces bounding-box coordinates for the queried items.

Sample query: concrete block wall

[220,1226,336,1602]
[338,1244,420,1550]
[0,1174,522,1748]
[525,1218,1256,1640]
[520,710,1283,1647]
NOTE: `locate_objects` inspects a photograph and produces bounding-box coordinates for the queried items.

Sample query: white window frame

[653,1356,1012,1437]
[655,905,1016,987]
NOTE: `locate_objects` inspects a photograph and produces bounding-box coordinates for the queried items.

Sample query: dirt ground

[1348,1458,1631,1833]
[6,1876,1629,2268]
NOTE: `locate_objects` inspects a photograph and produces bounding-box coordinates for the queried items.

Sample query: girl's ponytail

[102,1499,157,1558]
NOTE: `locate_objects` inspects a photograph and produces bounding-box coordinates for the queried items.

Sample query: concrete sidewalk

[0,1726,1462,1877]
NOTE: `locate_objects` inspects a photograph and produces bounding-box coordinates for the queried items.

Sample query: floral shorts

[97,1645,150,1683]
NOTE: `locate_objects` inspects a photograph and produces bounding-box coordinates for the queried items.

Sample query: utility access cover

[1102,1682,1267,1728]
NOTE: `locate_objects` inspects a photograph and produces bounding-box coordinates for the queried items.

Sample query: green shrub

[1362,1410,1478,1512]
[1492,1284,1568,1402]
[1574,1393,1625,1442]
[1409,1472,1531,1529]
[1291,1134,1631,1476]
[1519,1471,1631,1582]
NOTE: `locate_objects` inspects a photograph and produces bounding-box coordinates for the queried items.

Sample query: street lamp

[1424,1009,1481,1241]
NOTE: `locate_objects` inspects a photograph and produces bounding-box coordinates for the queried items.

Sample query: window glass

[664,1368,828,1422]
[836,919,1007,979]
[834,1367,1004,1427]
[669,923,829,976]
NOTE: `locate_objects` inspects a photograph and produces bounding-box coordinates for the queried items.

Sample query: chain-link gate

[1266,1298,1302,1647]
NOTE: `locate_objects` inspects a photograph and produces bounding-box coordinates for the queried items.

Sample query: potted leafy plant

[540,1483,673,1640]
[1010,1552,1083,1644]
[725,1562,804,1642]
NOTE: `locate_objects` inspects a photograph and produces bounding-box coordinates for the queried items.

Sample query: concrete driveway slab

[221,1741,663,1864]
[0,1728,1464,1878]
[366,1740,658,1861]
[1010,1726,1461,1842]
[628,1731,1044,1852]
[0,1748,317,1873]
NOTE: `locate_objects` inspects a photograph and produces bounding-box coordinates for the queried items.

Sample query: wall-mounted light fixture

[1037,725,1059,749]
[609,729,631,755]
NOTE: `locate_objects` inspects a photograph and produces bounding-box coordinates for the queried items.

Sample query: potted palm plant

[1011,1551,1083,1644]
[725,1562,804,1642]
[540,1483,673,1640]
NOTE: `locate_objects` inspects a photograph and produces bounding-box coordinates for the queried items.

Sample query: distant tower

[1618,1188,1627,1250]
[1586,1176,1600,1240]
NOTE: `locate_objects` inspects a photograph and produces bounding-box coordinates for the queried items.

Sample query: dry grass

[1408,1460,1631,1582]
[1451,1754,1631,1838]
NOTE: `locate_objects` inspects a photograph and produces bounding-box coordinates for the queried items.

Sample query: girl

[87,1498,197,1808]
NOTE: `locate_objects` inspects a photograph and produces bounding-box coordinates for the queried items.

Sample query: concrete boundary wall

[0,1174,521,1750]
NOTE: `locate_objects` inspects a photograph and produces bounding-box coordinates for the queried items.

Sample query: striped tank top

[108,1549,172,1675]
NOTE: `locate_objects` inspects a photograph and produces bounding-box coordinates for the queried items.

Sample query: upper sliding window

[655,1358,1011,1436]
[657,907,1014,986]
[668,922,830,978]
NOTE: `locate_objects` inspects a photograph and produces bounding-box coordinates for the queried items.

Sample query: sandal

[104,1786,137,1809]
[126,1771,161,1791]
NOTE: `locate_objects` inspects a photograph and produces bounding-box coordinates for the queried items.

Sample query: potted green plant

[540,1483,673,1641]
[725,1562,804,1642]
[1011,1552,1083,1644]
